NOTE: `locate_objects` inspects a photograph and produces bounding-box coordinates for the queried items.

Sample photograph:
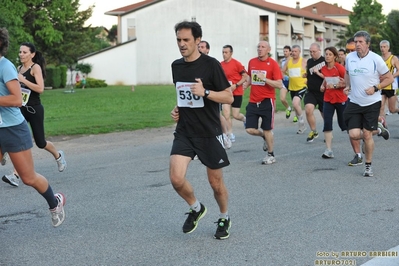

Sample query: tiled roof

[105,0,346,25]
[239,0,346,25]
[105,0,162,15]
[301,1,351,16]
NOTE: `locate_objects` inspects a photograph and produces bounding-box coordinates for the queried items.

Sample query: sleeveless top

[382,55,395,90]
[287,58,307,91]
[19,63,41,105]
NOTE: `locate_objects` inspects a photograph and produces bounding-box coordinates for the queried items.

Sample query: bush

[59,65,68,88]
[45,66,62,89]
[76,63,92,75]
[75,77,107,88]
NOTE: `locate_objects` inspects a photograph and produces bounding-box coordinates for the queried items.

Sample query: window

[127,18,136,40]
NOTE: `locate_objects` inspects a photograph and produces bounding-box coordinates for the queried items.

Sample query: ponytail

[20,42,46,79]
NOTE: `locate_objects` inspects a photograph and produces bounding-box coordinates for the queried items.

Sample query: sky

[79,0,397,29]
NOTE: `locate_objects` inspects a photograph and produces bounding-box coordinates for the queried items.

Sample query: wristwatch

[373,85,379,92]
[204,89,210,98]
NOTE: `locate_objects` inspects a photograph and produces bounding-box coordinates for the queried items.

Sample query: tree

[0,0,96,66]
[108,25,118,44]
[346,0,386,52]
[76,63,92,75]
[0,1,31,63]
[382,10,399,55]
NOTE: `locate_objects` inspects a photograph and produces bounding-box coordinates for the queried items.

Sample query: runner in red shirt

[220,45,248,143]
[244,41,282,165]
[314,46,347,159]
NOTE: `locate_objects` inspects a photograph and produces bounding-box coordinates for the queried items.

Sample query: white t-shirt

[346,51,389,106]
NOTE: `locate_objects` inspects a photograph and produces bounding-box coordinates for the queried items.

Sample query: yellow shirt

[287,57,307,91]
[383,54,395,90]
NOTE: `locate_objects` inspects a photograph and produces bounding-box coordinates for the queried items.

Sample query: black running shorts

[170,132,230,169]
[344,101,381,131]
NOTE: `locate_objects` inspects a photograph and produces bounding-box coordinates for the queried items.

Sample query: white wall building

[78,0,347,85]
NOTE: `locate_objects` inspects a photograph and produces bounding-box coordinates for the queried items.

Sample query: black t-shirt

[171,53,230,137]
[19,64,41,105]
[306,56,325,92]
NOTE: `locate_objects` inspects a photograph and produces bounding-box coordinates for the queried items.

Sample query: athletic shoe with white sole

[2,173,20,187]
[363,164,373,177]
[377,122,390,140]
[348,154,362,166]
[262,154,276,165]
[322,149,334,159]
[229,133,236,143]
[223,134,232,149]
[50,193,66,227]
[56,150,67,172]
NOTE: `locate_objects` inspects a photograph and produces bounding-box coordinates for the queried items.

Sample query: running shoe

[262,154,276,165]
[348,154,362,166]
[229,133,236,143]
[377,122,390,140]
[322,149,334,159]
[297,122,306,134]
[293,116,298,123]
[363,164,373,177]
[1,152,8,166]
[306,131,319,142]
[380,116,387,128]
[214,218,231,240]
[223,134,232,149]
[182,203,207,234]
[2,173,20,187]
[50,193,66,227]
[56,150,67,172]
[285,108,291,119]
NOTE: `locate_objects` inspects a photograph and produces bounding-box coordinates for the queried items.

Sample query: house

[301,1,351,24]
[78,0,347,85]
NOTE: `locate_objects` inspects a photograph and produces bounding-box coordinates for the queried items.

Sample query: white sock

[190,200,201,212]
[287,106,291,111]
[298,115,304,122]
[357,153,362,158]
[219,212,229,220]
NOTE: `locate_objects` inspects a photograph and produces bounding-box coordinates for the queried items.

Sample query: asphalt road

[1,111,399,266]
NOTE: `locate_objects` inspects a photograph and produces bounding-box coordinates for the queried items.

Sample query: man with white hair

[343,31,394,177]
[378,40,399,128]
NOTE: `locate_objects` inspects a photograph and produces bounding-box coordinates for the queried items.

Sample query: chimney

[312,6,317,14]
[296,1,300,9]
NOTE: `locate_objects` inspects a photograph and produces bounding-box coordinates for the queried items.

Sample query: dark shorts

[245,98,275,130]
[290,87,307,100]
[283,80,289,89]
[304,90,324,112]
[231,95,243,108]
[0,120,33,154]
[323,101,347,132]
[381,90,395,98]
[170,132,229,169]
[344,101,381,131]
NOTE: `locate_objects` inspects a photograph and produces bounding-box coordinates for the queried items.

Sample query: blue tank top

[0,57,25,127]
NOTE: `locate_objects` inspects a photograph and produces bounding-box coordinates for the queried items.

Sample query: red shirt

[220,58,246,96]
[320,62,347,104]
[247,57,282,103]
